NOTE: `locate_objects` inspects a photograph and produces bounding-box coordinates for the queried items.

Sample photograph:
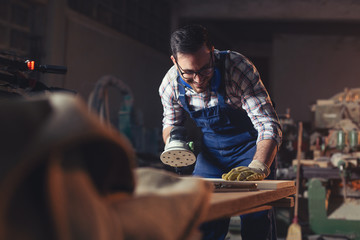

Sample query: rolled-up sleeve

[159,68,185,129]
[228,54,282,148]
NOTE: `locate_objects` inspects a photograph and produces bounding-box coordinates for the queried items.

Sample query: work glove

[222,160,270,181]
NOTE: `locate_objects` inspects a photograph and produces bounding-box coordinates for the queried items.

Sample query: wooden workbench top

[205,180,295,221]
[205,179,295,190]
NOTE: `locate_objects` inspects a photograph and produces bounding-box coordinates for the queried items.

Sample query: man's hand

[222,160,270,181]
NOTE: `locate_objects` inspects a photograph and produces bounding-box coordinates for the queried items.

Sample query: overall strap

[178,78,191,113]
[215,50,229,105]
[216,50,229,78]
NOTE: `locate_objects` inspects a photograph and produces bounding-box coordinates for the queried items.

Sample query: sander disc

[160,148,196,167]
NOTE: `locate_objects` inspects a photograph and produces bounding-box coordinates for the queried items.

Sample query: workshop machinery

[308,178,360,239]
[0,51,68,98]
[281,88,360,239]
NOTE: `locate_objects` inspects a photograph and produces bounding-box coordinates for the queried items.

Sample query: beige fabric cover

[0,93,212,240]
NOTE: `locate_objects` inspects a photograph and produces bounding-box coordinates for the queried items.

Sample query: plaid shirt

[159,50,282,147]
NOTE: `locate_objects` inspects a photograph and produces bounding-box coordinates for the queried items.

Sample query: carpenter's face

[172,45,214,93]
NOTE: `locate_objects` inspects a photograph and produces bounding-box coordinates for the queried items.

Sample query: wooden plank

[204,179,295,190]
[206,186,296,221]
[269,197,294,208]
[211,179,258,192]
[231,205,273,216]
[229,197,295,216]
[236,197,295,215]
[292,159,331,168]
[243,180,294,190]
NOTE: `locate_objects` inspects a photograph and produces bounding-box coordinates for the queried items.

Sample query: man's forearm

[162,126,173,143]
[252,139,278,167]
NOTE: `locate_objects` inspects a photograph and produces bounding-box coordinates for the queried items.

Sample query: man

[159,24,282,240]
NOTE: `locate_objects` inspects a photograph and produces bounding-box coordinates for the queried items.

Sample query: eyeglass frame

[174,51,214,80]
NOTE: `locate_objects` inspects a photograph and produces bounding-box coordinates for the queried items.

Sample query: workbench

[205,180,296,221]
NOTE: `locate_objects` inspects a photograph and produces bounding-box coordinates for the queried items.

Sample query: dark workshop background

[2,0,360,131]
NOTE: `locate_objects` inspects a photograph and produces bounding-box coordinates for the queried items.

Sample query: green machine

[306,88,360,239]
[308,178,360,239]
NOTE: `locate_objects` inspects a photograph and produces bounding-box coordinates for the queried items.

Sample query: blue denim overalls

[177,52,277,240]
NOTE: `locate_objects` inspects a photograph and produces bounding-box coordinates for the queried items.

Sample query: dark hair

[170,24,213,58]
